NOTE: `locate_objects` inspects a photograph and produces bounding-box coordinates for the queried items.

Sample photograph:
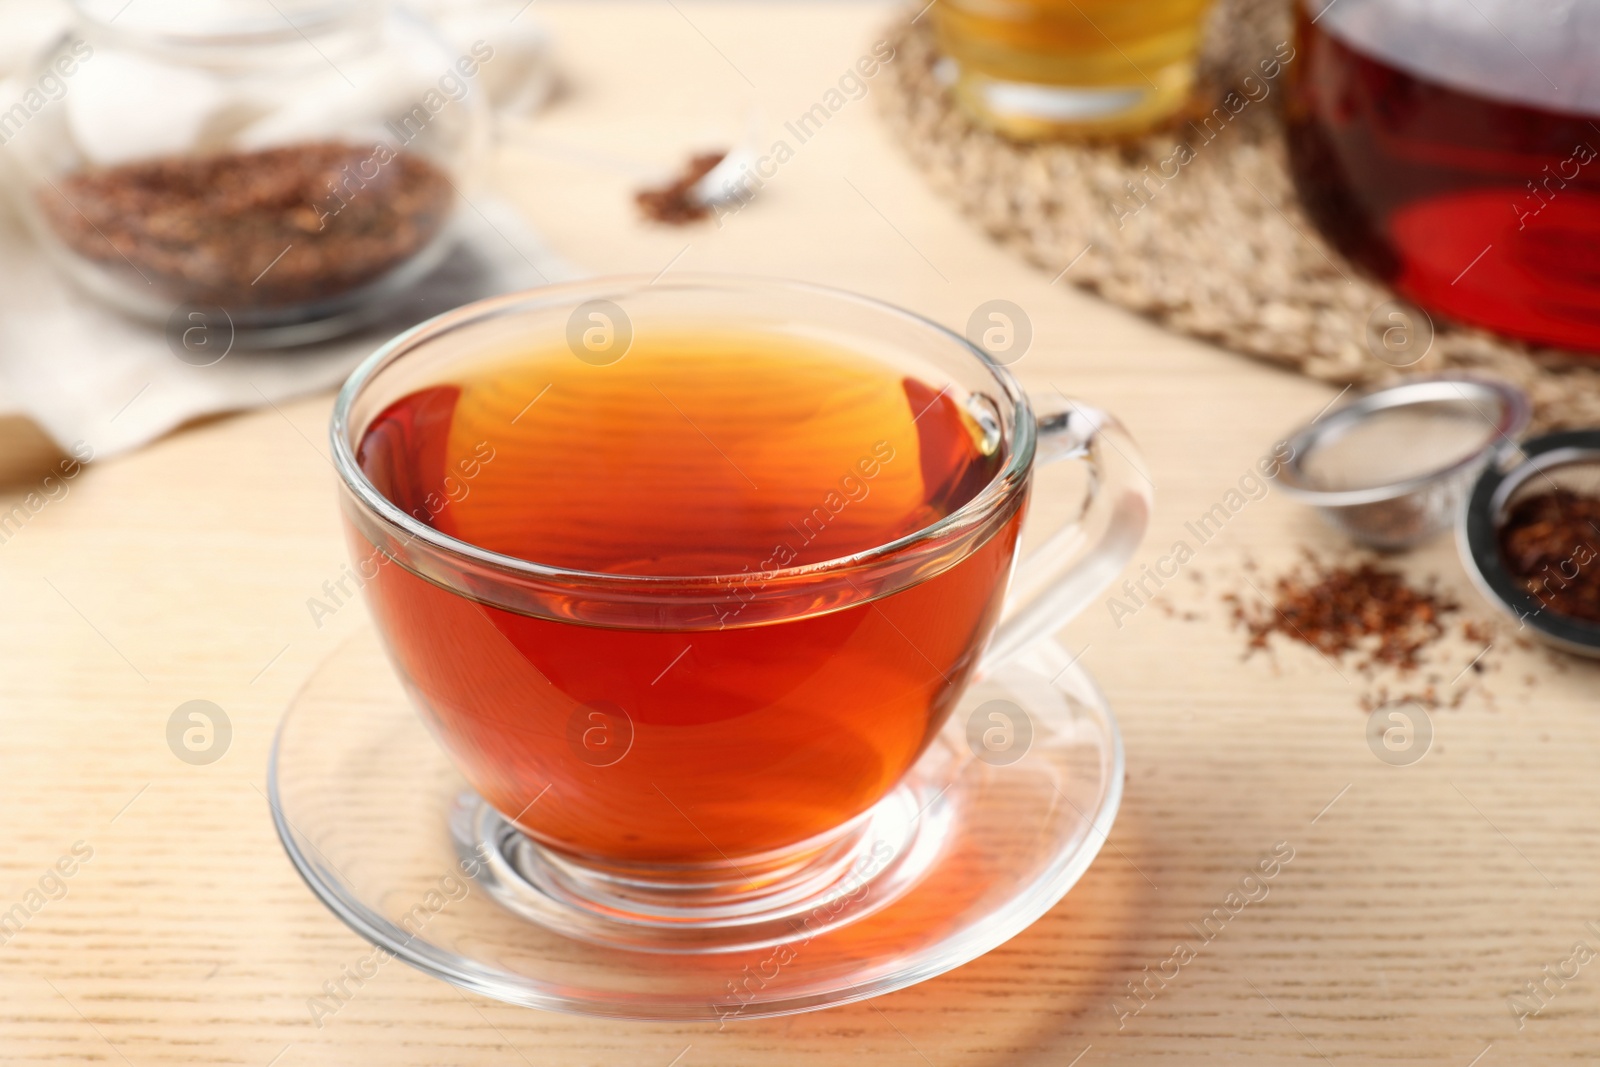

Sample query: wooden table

[3,2,1597,1063]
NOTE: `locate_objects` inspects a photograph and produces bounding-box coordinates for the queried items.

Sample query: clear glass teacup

[331,276,1150,947]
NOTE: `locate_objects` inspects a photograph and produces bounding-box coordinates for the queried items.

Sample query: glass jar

[1286,0,1600,353]
[4,0,489,346]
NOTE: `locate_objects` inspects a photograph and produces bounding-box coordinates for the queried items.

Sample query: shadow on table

[756,802,1161,1063]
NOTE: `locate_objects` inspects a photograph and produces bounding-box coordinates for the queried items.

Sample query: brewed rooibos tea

[353,333,1020,865]
[1288,0,1600,350]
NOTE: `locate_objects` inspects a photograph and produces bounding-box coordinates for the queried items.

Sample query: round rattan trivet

[877,0,1600,430]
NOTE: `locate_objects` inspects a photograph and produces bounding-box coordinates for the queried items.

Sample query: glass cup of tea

[330,276,1149,949]
[931,0,1218,140]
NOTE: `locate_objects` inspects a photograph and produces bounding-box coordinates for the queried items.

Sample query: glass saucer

[268,627,1123,1021]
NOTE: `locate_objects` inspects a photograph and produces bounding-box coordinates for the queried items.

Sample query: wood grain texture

[1,2,1597,1063]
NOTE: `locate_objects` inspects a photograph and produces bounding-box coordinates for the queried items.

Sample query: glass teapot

[1286,0,1600,353]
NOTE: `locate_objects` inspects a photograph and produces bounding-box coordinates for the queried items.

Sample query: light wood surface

[3,2,1598,1063]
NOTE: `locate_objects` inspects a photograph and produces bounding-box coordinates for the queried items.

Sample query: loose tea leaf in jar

[37,141,454,312]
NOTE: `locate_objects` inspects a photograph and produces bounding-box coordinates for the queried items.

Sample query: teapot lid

[1310,0,1600,115]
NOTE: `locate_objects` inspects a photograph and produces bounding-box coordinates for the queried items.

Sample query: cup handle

[980,394,1152,672]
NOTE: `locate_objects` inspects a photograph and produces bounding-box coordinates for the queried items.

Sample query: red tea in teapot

[1287,0,1600,352]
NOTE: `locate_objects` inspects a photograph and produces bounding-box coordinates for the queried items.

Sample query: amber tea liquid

[933,0,1216,138]
[354,333,1020,866]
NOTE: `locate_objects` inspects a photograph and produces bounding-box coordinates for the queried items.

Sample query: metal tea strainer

[1459,430,1600,658]
[1273,375,1531,551]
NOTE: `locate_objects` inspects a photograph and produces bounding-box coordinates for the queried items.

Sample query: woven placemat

[877,0,1600,431]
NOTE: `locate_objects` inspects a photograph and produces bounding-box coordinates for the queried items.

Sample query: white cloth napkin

[0,198,576,459]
